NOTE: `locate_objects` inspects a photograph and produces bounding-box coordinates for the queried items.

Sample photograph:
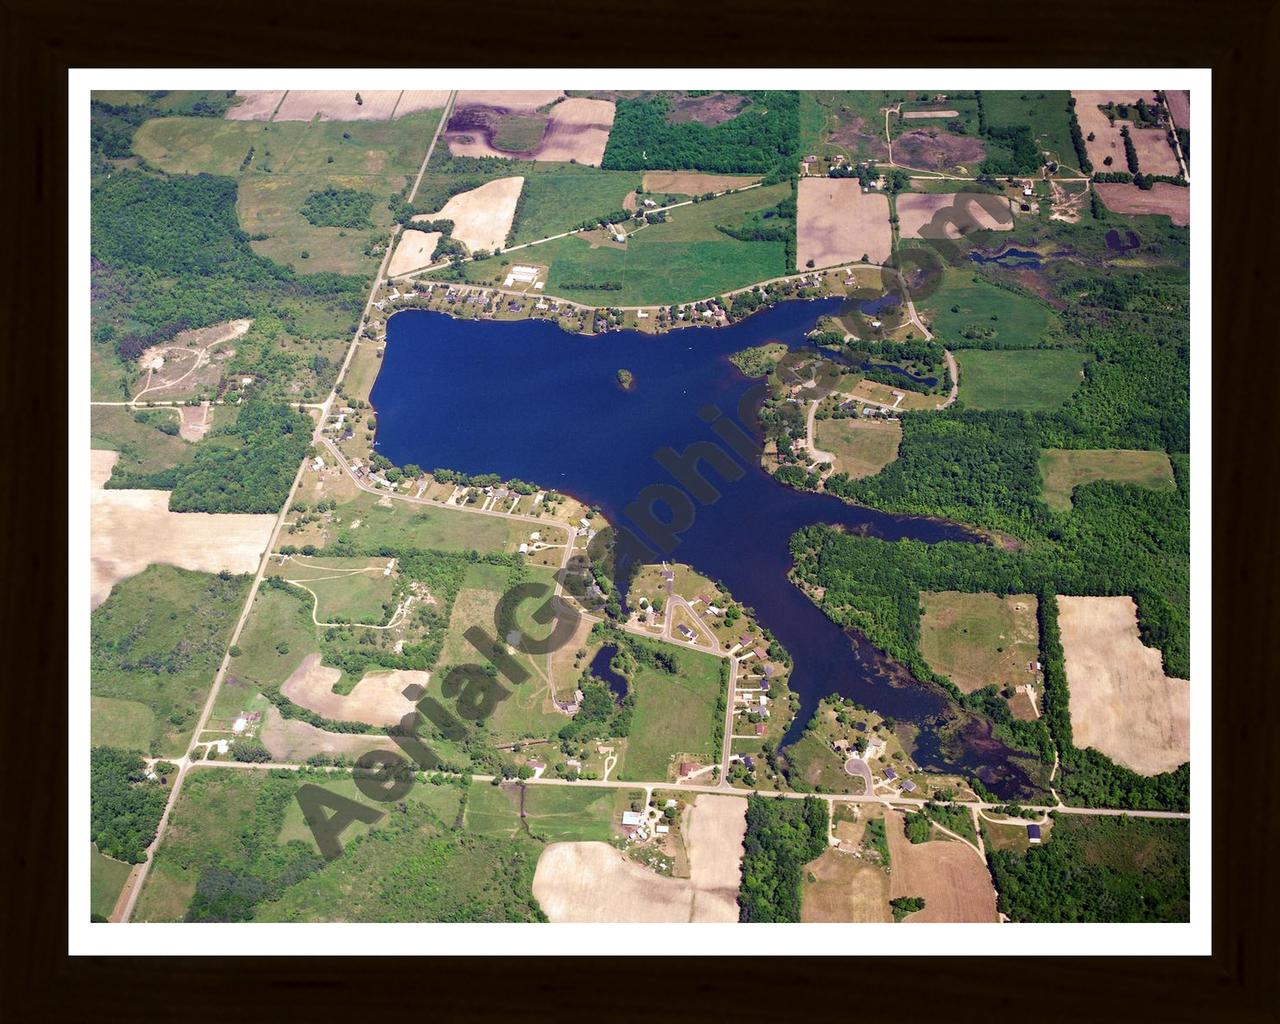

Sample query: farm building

[1027,824,1042,844]
[621,811,645,828]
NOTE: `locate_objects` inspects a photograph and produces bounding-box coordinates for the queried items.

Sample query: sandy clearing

[135,318,252,401]
[258,706,392,762]
[1058,595,1189,776]
[885,811,997,923]
[642,171,760,195]
[387,229,442,276]
[796,178,891,269]
[227,91,285,121]
[1165,90,1190,132]
[415,176,524,253]
[178,403,211,442]
[902,109,960,119]
[90,455,275,608]
[455,90,564,113]
[273,90,402,122]
[532,794,745,922]
[896,191,1015,240]
[802,847,892,922]
[280,652,421,727]
[393,90,452,117]
[1094,182,1189,226]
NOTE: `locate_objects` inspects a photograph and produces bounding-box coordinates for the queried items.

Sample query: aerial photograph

[82,81,1196,933]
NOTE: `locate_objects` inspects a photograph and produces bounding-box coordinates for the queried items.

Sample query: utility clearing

[1057,595,1190,776]
[531,794,746,922]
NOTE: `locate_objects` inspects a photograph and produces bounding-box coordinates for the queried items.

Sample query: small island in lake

[616,368,635,391]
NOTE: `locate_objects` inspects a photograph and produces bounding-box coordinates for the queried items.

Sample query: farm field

[91,565,250,756]
[1071,91,1179,175]
[1094,183,1190,226]
[326,491,528,553]
[1058,595,1189,776]
[387,229,441,276]
[91,451,275,608]
[133,109,444,275]
[956,349,1085,412]
[884,810,998,922]
[414,176,525,254]
[896,191,1014,240]
[278,653,419,727]
[918,591,1039,695]
[617,645,724,781]
[91,406,238,479]
[641,171,759,195]
[91,844,133,920]
[445,96,614,166]
[464,783,617,842]
[919,266,1059,347]
[796,177,891,268]
[814,416,901,480]
[1039,449,1176,511]
[801,847,892,922]
[531,793,744,922]
[509,167,641,244]
[981,91,1081,174]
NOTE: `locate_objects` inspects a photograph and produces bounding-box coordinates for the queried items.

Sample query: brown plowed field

[893,128,985,172]
[280,652,421,727]
[897,192,1014,239]
[796,177,891,269]
[226,91,285,121]
[885,810,998,922]
[1094,183,1189,226]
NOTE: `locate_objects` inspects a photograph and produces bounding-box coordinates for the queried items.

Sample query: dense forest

[299,186,377,229]
[988,814,1189,921]
[602,92,800,175]
[90,747,169,863]
[738,794,829,922]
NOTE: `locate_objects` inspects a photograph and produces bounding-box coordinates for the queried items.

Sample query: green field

[814,417,902,480]
[274,555,396,624]
[492,114,550,152]
[1039,448,1176,511]
[921,267,1060,348]
[509,167,642,244]
[90,844,132,920]
[330,492,525,553]
[132,109,444,275]
[957,348,1086,411]
[91,566,250,756]
[464,782,617,842]
[221,585,319,714]
[918,591,1039,695]
[90,696,156,753]
[981,91,1082,175]
[617,645,724,781]
[799,91,901,163]
[91,405,240,480]
[135,767,545,922]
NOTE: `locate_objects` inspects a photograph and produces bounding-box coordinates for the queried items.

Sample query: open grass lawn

[432,563,565,745]
[90,844,132,920]
[90,696,155,753]
[132,109,444,275]
[957,348,1086,412]
[137,767,544,922]
[510,166,641,244]
[222,585,319,710]
[464,783,617,842]
[274,555,396,625]
[922,267,1059,348]
[815,416,902,480]
[331,491,524,553]
[617,645,724,781]
[918,591,1039,695]
[492,114,549,152]
[340,341,384,403]
[981,91,1081,175]
[1039,448,1176,512]
[91,565,250,756]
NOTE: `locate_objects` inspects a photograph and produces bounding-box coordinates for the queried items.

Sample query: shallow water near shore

[371,300,1038,797]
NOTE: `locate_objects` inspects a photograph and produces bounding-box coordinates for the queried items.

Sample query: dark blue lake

[371,301,1037,796]
[968,247,1043,268]
[589,644,628,701]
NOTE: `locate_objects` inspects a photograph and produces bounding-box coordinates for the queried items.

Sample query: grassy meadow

[1039,449,1176,511]
[957,348,1086,412]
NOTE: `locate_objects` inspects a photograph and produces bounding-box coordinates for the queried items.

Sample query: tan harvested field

[532,794,745,922]
[536,97,615,165]
[227,91,285,121]
[90,451,274,608]
[1072,91,1179,175]
[258,706,391,762]
[1058,595,1190,776]
[897,192,1014,240]
[387,229,442,276]
[455,90,564,113]
[885,811,998,923]
[802,847,892,922]
[280,652,420,727]
[902,109,960,119]
[1095,183,1189,226]
[642,171,760,195]
[392,90,452,117]
[273,90,402,122]
[415,176,524,253]
[1165,90,1190,131]
[796,177,891,269]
